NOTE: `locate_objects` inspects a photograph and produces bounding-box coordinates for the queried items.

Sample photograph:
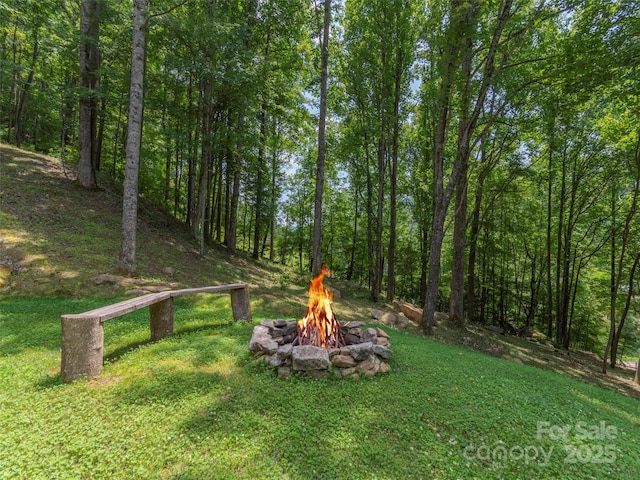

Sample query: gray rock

[278,323,297,337]
[376,328,389,338]
[363,368,378,378]
[249,325,279,355]
[94,274,124,285]
[378,312,401,327]
[291,345,330,371]
[396,301,422,322]
[349,341,373,361]
[276,343,293,361]
[362,328,378,343]
[328,348,342,358]
[347,327,363,337]
[331,354,357,368]
[342,320,366,329]
[395,313,410,329]
[356,354,380,374]
[344,333,362,345]
[264,354,282,367]
[339,367,357,377]
[372,344,393,359]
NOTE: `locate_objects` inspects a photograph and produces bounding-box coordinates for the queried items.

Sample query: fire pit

[249,267,392,379]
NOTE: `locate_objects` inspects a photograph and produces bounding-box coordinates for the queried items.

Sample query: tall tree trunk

[606,139,640,369]
[223,137,232,244]
[186,75,197,228]
[365,142,375,291]
[111,90,125,176]
[450,0,511,328]
[7,22,18,144]
[215,152,223,242]
[174,139,182,218]
[347,179,359,281]
[373,135,385,302]
[526,242,543,327]
[226,109,244,254]
[78,0,100,188]
[420,222,428,304]
[467,164,489,323]
[545,114,555,338]
[14,29,39,148]
[603,186,617,373]
[449,156,468,326]
[162,86,171,209]
[386,38,403,302]
[558,158,578,348]
[118,0,148,274]
[253,102,267,259]
[421,0,463,333]
[555,151,567,343]
[312,0,331,276]
[194,81,213,248]
[611,252,640,365]
[449,1,474,327]
[269,145,277,261]
[96,80,106,172]
[423,0,512,334]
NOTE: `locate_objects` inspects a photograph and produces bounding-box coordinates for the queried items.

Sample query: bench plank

[169,284,248,298]
[62,292,172,323]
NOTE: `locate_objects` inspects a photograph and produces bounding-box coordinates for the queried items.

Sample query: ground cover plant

[1,296,639,480]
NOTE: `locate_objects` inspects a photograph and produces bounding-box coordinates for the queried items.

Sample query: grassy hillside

[0,144,293,297]
[0,143,375,321]
[1,144,639,479]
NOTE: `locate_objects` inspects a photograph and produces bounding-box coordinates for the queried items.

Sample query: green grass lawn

[1,297,638,480]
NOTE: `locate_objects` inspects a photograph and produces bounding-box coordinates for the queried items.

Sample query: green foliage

[1,297,639,479]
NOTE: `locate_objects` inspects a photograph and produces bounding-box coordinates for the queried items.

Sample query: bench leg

[230,286,252,321]
[61,317,103,382]
[150,297,174,341]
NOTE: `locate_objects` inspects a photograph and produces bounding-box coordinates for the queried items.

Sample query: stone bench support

[61,283,251,382]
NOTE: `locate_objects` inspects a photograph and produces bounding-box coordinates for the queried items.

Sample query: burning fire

[296,266,344,348]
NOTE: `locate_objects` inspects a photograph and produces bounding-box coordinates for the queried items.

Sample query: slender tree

[312,0,331,276]
[421,0,467,334]
[118,0,148,273]
[78,0,100,188]
[604,136,640,371]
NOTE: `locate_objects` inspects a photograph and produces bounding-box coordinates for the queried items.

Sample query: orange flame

[296,266,344,348]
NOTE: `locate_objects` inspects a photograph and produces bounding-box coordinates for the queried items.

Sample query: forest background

[1,0,639,371]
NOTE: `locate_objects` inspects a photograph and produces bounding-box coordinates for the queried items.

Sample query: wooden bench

[60,283,251,382]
